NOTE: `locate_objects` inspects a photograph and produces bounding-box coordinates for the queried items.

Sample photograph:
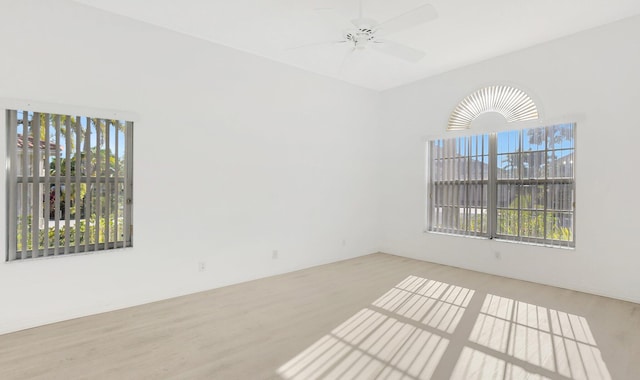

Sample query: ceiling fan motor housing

[345,27,376,49]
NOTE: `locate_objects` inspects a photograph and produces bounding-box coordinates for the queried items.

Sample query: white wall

[379,15,640,303]
[0,0,382,334]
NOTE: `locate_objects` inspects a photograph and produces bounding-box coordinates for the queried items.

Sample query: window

[428,123,575,248]
[448,85,539,131]
[6,110,133,261]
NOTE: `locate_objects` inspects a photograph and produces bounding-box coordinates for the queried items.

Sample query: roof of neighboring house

[430,145,504,180]
[17,134,61,151]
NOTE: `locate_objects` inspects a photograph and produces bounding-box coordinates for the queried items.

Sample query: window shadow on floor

[276,275,611,380]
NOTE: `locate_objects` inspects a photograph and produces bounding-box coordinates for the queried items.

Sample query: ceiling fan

[294,1,438,63]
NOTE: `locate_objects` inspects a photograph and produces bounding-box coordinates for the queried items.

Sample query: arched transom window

[448,85,538,131]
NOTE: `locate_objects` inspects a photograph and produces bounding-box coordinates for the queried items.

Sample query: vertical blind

[428,123,575,248]
[6,110,133,261]
[429,134,489,237]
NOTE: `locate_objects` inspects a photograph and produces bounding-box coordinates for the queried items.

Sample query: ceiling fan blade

[374,4,437,35]
[289,0,335,12]
[286,40,347,50]
[351,17,378,28]
[372,40,426,62]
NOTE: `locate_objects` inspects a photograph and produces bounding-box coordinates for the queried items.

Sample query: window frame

[427,123,576,248]
[5,109,134,261]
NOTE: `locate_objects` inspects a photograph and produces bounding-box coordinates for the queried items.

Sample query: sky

[432,123,575,168]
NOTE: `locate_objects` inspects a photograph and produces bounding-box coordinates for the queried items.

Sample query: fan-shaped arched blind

[448,85,538,131]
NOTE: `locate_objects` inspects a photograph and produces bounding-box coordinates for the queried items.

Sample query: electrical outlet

[342,239,347,247]
[494,251,502,260]
[272,250,278,259]
[198,261,206,272]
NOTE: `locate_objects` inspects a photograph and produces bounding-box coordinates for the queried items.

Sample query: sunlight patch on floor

[277,277,612,380]
[462,294,612,380]
[277,276,471,379]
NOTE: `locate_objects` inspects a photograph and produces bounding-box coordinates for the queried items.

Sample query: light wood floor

[1,253,639,379]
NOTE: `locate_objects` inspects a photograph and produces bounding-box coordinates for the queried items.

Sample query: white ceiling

[73,0,640,91]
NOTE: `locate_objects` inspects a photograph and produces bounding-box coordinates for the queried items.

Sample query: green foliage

[468,215,487,234]
[526,125,573,147]
[48,147,124,222]
[50,148,122,177]
[17,217,125,252]
[461,191,572,242]
[15,111,130,256]
[22,114,126,151]
[496,193,572,241]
